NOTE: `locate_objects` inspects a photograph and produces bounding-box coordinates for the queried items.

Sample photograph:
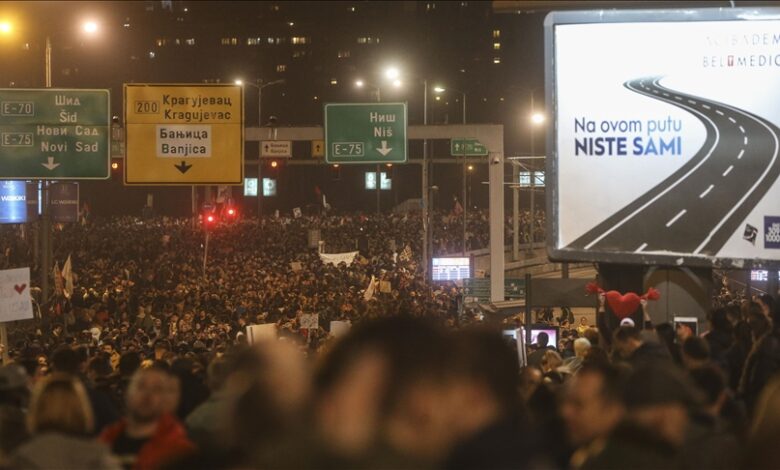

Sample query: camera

[490,155,501,165]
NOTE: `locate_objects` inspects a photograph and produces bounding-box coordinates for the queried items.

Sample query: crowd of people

[0,213,778,469]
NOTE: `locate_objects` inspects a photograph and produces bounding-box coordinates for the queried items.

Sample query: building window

[493,57,501,64]
[330,78,338,85]
[426,3,436,11]
[493,29,501,39]
[247,37,259,46]
[338,50,351,58]
[156,38,167,47]
[291,36,309,45]
[357,37,379,44]
[174,38,181,46]
[148,51,156,59]
[185,38,195,46]
[220,37,238,46]
[276,64,287,73]
[493,42,501,50]
[292,50,307,59]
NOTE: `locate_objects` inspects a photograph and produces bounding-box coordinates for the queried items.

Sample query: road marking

[716,110,724,116]
[702,104,711,110]
[739,125,745,133]
[737,149,745,160]
[635,243,648,253]
[699,184,714,198]
[675,96,682,100]
[583,78,722,251]
[744,136,748,145]
[666,209,687,228]
[663,92,670,97]
[728,117,736,123]
[694,98,780,254]
[653,90,659,94]
[723,165,734,177]
[688,99,697,104]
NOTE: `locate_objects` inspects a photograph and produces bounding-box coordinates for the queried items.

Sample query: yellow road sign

[124,84,243,185]
[312,140,324,158]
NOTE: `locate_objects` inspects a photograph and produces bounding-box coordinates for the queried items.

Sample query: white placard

[0,267,33,322]
[246,323,277,344]
[319,251,359,266]
[300,313,319,330]
[330,320,351,338]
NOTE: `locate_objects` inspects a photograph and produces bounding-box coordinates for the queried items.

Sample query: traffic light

[225,206,238,222]
[203,212,217,231]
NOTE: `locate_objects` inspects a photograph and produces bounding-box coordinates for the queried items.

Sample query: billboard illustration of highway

[545,9,780,268]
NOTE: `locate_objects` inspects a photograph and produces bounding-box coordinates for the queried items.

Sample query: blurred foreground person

[12,373,120,469]
[580,364,699,470]
[562,363,627,469]
[745,376,780,469]
[101,366,194,470]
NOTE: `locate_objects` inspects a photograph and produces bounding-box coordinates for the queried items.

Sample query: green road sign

[463,278,525,301]
[451,138,487,156]
[325,103,407,164]
[0,89,110,179]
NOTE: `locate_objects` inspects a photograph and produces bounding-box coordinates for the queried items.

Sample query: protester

[100,366,195,470]
[12,373,121,469]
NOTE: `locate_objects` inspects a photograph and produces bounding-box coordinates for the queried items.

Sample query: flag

[453,198,463,216]
[293,207,302,218]
[53,261,63,297]
[62,255,74,299]
[399,245,413,262]
[363,275,378,301]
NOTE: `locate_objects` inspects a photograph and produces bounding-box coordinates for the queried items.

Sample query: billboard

[244,178,258,197]
[431,257,471,281]
[0,181,27,224]
[50,182,79,223]
[546,8,780,269]
[365,172,391,190]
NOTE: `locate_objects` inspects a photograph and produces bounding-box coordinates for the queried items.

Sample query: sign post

[325,103,407,164]
[450,138,487,157]
[0,89,110,179]
[124,84,243,185]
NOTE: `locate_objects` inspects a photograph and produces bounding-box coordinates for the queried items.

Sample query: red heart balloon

[605,290,641,319]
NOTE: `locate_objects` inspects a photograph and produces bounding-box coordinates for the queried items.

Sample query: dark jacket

[100,413,195,470]
[678,412,740,470]
[444,413,535,470]
[628,340,672,368]
[740,329,780,412]
[581,421,678,470]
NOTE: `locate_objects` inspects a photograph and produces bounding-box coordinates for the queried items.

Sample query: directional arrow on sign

[41,156,60,171]
[376,141,392,156]
[174,161,192,174]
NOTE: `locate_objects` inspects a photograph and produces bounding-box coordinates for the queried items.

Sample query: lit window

[349,6,356,11]
[247,37,259,46]
[338,50,350,58]
[357,37,366,44]
[272,5,280,11]
[148,51,156,59]
[330,78,338,85]
[276,64,286,72]
[291,36,309,45]
[156,38,167,47]
[493,57,501,64]
[292,50,307,58]
[493,42,500,50]
[221,38,231,46]
[185,38,195,46]
[493,29,500,39]
[231,37,238,46]
[175,38,181,45]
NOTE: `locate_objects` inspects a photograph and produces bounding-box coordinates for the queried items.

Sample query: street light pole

[422,79,429,279]
[41,36,53,306]
[461,92,467,255]
[527,92,537,256]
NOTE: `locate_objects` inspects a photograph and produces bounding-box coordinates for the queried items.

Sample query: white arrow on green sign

[0,89,110,179]
[324,103,407,164]
[451,138,488,157]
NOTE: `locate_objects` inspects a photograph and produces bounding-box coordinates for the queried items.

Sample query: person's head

[561,362,627,447]
[519,366,543,402]
[119,352,141,378]
[541,349,563,373]
[27,373,93,436]
[708,308,732,334]
[746,301,772,339]
[688,365,727,416]
[536,332,549,348]
[573,337,591,359]
[101,341,115,355]
[612,326,642,359]
[623,365,699,446]
[580,317,587,325]
[126,366,170,425]
[50,346,80,375]
[681,336,710,370]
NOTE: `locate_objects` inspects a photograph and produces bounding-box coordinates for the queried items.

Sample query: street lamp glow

[0,21,12,35]
[392,79,402,88]
[384,67,400,80]
[531,112,545,125]
[82,20,99,35]
[467,164,474,172]
[433,86,446,93]
[355,79,364,88]
[234,79,243,86]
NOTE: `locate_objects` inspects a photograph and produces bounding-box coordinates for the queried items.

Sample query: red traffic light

[206,215,215,223]
[227,208,235,216]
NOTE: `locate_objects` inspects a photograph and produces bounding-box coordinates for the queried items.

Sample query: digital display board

[546,9,780,269]
[0,181,27,224]
[365,172,391,190]
[431,257,470,281]
[263,178,277,197]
